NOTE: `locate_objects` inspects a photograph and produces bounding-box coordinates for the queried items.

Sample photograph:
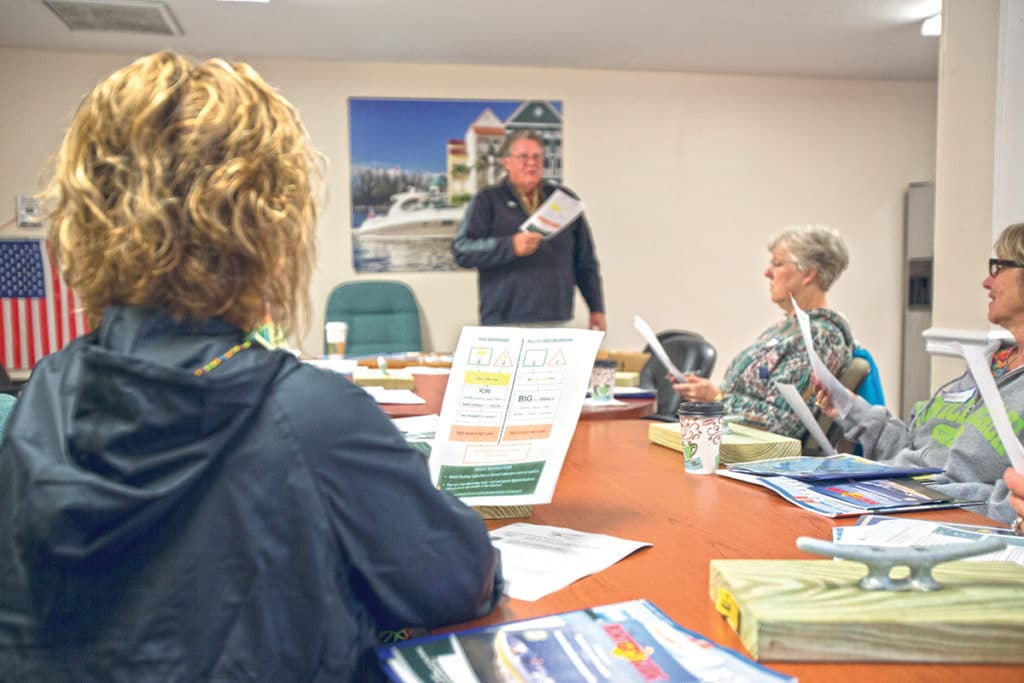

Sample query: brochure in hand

[519,188,585,239]
[727,453,943,482]
[378,599,794,683]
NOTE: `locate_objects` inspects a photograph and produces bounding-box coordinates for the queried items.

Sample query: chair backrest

[324,280,422,357]
[0,393,15,440]
[802,355,872,455]
[639,331,717,419]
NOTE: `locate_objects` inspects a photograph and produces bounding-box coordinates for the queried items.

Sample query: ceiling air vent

[43,0,182,36]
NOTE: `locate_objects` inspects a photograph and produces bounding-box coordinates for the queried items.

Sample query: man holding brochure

[452,130,606,330]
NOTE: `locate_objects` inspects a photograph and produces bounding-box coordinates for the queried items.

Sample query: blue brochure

[727,453,942,482]
[809,477,963,511]
[378,599,794,682]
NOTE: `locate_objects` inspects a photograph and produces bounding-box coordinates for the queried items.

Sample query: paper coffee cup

[589,359,617,401]
[325,321,348,359]
[677,401,725,474]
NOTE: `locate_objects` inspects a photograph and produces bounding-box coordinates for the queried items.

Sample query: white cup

[589,360,618,401]
[325,321,348,359]
[677,401,725,474]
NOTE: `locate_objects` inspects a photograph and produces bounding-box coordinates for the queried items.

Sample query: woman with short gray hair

[769,225,849,292]
[673,225,855,439]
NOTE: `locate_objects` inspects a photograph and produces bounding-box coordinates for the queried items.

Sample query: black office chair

[639,331,717,420]
[0,363,21,397]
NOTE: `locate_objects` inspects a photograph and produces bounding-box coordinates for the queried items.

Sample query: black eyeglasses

[989,258,1024,277]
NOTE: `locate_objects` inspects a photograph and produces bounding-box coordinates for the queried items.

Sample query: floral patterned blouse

[721,308,854,439]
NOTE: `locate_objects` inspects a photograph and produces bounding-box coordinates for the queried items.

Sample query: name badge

[941,388,977,403]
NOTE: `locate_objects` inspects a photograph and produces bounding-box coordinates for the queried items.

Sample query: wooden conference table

[380,370,656,420]
[448,419,1020,682]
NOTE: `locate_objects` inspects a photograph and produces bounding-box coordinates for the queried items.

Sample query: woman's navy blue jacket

[0,307,502,682]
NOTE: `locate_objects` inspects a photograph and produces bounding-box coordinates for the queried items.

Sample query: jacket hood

[10,306,289,568]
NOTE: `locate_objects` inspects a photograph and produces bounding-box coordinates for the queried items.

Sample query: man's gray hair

[768,225,849,292]
[499,129,545,158]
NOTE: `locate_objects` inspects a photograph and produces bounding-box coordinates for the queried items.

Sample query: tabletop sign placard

[430,326,603,506]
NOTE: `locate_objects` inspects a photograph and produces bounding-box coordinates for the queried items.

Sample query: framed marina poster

[348,98,563,273]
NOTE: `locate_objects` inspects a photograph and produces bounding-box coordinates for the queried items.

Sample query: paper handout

[633,315,686,381]
[429,326,604,506]
[836,516,1024,566]
[955,342,1024,472]
[518,189,584,239]
[791,295,853,417]
[775,382,835,455]
[488,523,651,601]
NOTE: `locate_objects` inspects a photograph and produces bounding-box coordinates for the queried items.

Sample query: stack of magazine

[377,599,794,682]
[717,454,980,518]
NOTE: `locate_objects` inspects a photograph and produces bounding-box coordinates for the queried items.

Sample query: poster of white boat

[349,98,563,272]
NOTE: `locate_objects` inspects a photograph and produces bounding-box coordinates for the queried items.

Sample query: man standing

[452,131,606,330]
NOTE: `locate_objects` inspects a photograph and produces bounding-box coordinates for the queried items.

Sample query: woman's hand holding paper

[673,374,720,402]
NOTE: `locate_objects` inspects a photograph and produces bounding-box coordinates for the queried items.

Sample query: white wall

[930,0,1000,387]
[0,48,936,407]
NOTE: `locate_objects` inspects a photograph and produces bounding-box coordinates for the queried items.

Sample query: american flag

[1,239,89,371]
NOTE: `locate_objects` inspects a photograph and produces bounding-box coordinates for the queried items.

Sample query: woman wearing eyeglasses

[816,222,1024,525]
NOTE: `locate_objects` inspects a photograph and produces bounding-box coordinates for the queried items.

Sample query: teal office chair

[324,280,423,357]
[0,393,15,440]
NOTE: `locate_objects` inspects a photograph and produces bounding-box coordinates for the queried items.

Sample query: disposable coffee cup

[325,321,348,359]
[677,401,725,474]
[589,359,618,401]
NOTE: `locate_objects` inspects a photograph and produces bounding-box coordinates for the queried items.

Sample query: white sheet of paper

[361,387,426,405]
[835,517,1024,566]
[582,396,628,408]
[954,342,1024,471]
[303,358,359,375]
[776,382,835,455]
[399,365,451,375]
[633,315,685,381]
[390,414,439,440]
[790,295,853,417]
[489,523,651,601]
[518,189,584,240]
[430,326,604,506]
[612,386,656,398]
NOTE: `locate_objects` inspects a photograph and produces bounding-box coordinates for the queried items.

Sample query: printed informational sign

[431,326,603,505]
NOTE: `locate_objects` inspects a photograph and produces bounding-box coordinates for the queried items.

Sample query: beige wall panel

[0,48,936,406]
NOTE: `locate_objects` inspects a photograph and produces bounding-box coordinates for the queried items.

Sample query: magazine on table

[809,476,965,511]
[717,469,981,518]
[727,453,943,482]
[377,599,794,683]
